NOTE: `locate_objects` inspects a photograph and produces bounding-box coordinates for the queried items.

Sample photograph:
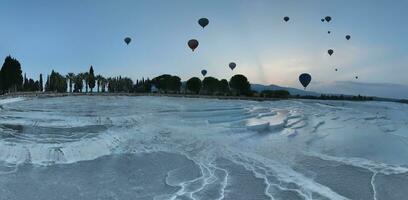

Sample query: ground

[0,96,408,199]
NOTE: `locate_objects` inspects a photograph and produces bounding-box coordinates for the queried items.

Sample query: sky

[0,0,407,93]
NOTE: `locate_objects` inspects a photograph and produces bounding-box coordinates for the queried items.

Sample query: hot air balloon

[124,37,131,45]
[188,39,199,52]
[328,49,334,56]
[346,35,351,40]
[355,76,359,79]
[284,16,290,22]
[328,31,331,34]
[299,73,312,89]
[229,62,236,70]
[325,16,332,22]
[198,18,209,29]
[335,68,338,71]
[321,18,325,22]
[201,70,207,77]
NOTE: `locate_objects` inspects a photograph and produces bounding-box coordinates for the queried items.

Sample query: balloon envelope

[124,37,131,45]
[346,35,351,40]
[284,16,290,22]
[188,39,199,51]
[299,73,312,89]
[328,49,334,56]
[198,18,209,28]
[201,70,207,76]
[325,16,332,22]
[229,62,236,70]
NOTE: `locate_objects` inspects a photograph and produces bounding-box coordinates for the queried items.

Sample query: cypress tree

[23,73,28,91]
[88,66,95,92]
[83,72,89,92]
[39,74,43,92]
[45,75,50,91]
[0,56,23,93]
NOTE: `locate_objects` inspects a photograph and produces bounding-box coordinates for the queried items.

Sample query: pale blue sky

[0,0,407,90]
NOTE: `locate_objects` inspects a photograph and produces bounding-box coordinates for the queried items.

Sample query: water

[0,96,408,199]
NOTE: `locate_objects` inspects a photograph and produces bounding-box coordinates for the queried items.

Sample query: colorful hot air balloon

[201,69,207,77]
[328,49,334,56]
[325,16,332,22]
[229,62,236,70]
[188,39,199,51]
[299,73,312,89]
[124,37,131,45]
[346,35,351,40]
[284,16,290,22]
[198,18,209,29]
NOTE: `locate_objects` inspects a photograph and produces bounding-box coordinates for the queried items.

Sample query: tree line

[0,56,254,96]
[182,74,250,96]
[22,73,43,92]
[0,55,374,101]
[298,94,374,101]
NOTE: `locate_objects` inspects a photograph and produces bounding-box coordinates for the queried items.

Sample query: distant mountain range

[252,81,408,100]
[310,81,408,100]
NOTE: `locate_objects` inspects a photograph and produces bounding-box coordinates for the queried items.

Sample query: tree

[121,77,133,92]
[73,74,83,92]
[28,79,35,91]
[100,77,107,92]
[144,78,152,93]
[229,74,251,96]
[80,72,89,93]
[133,77,152,93]
[186,77,201,94]
[0,56,23,93]
[152,74,181,93]
[218,79,229,95]
[95,75,103,92]
[202,77,219,95]
[23,73,28,91]
[34,80,40,91]
[260,90,290,98]
[107,76,134,93]
[169,76,181,93]
[75,72,88,92]
[152,74,171,92]
[66,73,75,93]
[107,77,114,92]
[46,70,67,93]
[45,75,50,91]
[88,66,95,92]
[39,74,43,92]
